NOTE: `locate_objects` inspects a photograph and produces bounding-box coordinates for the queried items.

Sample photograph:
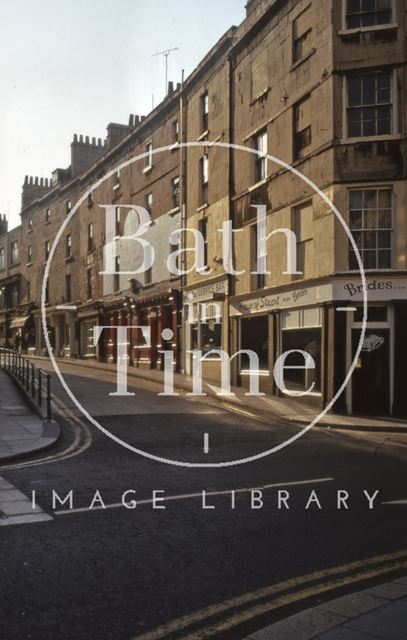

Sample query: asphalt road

[1,362,407,640]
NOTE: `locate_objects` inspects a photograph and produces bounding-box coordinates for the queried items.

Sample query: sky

[0,0,245,229]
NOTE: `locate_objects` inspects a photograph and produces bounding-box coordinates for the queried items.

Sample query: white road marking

[0,476,52,526]
[55,477,335,516]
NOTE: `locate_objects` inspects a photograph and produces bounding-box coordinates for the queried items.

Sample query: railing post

[37,369,42,408]
[46,374,52,421]
[31,363,35,397]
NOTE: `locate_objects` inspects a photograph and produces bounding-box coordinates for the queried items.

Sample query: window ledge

[340,134,401,145]
[65,256,74,263]
[250,87,270,106]
[197,203,209,213]
[45,220,51,226]
[27,229,33,234]
[338,23,398,37]
[290,48,316,72]
[26,262,32,267]
[198,130,209,142]
[113,183,121,191]
[170,142,179,151]
[143,165,153,175]
[248,177,268,193]
[168,206,180,216]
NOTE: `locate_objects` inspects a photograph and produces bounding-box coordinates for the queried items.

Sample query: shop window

[282,328,321,394]
[10,240,19,266]
[241,316,269,371]
[354,306,388,323]
[294,95,312,159]
[346,0,392,29]
[293,7,312,64]
[251,48,268,100]
[0,247,5,270]
[200,155,209,205]
[171,176,180,209]
[347,72,392,137]
[200,320,222,354]
[81,320,97,358]
[349,188,392,270]
[198,218,208,268]
[201,92,209,132]
[10,283,19,308]
[254,130,267,183]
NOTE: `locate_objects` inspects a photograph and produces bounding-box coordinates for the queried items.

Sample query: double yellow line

[133,548,407,640]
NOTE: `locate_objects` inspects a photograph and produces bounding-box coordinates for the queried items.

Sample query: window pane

[363,77,375,104]
[350,210,363,229]
[349,251,358,270]
[348,78,362,106]
[364,190,377,209]
[364,231,377,249]
[364,250,377,269]
[378,250,391,268]
[350,190,363,209]
[347,0,360,14]
[378,209,392,228]
[378,231,391,248]
[378,189,391,209]
[365,210,377,229]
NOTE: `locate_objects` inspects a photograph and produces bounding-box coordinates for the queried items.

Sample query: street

[1,361,407,640]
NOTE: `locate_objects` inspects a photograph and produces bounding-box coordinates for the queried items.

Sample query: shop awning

[10,316,29,329]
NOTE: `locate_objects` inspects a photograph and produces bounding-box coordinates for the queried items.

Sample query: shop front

[333,274,407,418]
[230,283,332,401]
[183,277,229,383]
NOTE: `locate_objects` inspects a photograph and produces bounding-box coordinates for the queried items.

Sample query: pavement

[32,355,407,432]
[244,576,407,639]
[0,368,60,461]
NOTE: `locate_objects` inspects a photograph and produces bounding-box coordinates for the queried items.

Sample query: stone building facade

[0,0,406,417]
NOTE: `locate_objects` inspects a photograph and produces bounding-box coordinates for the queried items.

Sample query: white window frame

[348,186,394,272]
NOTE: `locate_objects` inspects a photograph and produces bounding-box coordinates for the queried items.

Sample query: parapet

[71,133,106,176]
[0,213,8,236]
[21,175,52,210]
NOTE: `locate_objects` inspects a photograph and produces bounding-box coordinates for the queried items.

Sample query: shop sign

[334,277,407,301]
[230,284,332,316]
[183,279,229,303]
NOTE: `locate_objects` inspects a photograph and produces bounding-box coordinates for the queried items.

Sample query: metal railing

[0,348,52,421]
